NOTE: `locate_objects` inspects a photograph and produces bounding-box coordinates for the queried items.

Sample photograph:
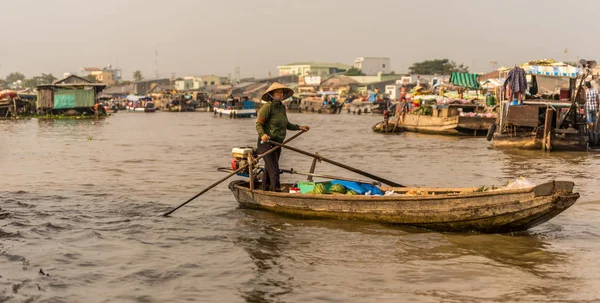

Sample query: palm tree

[40,73,57,84]
[133,70,144,82]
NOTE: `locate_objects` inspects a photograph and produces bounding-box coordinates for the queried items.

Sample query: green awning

[451,73,480,89]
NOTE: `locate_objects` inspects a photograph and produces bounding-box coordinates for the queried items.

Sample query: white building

[353,57,391,76]
[175,75,229,91]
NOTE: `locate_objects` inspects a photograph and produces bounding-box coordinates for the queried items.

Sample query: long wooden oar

[266,141,404,187]
[279,168,380,185]
[162,131,306,217]
[216,167,380,185]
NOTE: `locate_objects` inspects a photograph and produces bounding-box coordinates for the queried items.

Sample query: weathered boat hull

[345,101,386,115]
[300,100,341,114]
[301,106,339,114]
[373,115,495,136]
[492,133,588,151]
[214,108,257,118]
[228,180,578,233]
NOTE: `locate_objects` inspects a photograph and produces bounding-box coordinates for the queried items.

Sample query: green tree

[408,59,469,75]
[40,73,57,84]
[22,78,39,88]
[344,67,366,76]
[133,70,144,82]
[6,72,26,83]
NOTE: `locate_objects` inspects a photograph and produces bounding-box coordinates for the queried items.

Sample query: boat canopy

[520,64,580,78]
[450,73,480,90]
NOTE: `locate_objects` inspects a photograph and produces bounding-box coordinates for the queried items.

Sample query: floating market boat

[372,104,496,136]
[345,100,389,115]
[228,179,579,233]
[222,142,578,233]
[344,89,391,115]
[0,90,31,118]
[283,97,302,113]
[192,92,212,112]
[214,99,257,118]
[298,92,342,114]
[489,61,597,151]
[144,101,156,113]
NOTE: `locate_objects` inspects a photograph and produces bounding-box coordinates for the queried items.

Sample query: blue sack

[330,180,383,195]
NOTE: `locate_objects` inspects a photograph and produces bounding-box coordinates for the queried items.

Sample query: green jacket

[256,101,299,143]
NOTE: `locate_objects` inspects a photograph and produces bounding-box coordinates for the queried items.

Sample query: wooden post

[595,110,600,145]
[307,153,319,181]
[248,153,254,190]
[542,106,554,151]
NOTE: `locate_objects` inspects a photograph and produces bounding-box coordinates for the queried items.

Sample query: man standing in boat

[256,82,310,192]
[585,82,599,131]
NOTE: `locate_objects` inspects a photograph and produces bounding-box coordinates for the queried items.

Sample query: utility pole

[170,72,175,91]
[155,50,159,79]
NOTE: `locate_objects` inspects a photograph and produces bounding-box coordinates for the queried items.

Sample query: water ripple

[0,113,599,302]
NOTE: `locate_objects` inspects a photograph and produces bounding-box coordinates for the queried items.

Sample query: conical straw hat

[261,82,294,101]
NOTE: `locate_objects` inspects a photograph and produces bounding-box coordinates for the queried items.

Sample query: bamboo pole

[248,153,254,190]
[542,106,554,151]
[162,131,306,217]
[307,154,319,181]
[267,141,404,187]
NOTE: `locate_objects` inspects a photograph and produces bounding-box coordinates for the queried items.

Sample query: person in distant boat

[256,82,310,192]
[396,96,409,123]
[457,87,465,100]
[383,109,390,128]
[400,85,407,100]
[585,82,599,130]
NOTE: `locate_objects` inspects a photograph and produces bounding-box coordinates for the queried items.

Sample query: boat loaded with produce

[184,135,580,234]
[373,73,497,135]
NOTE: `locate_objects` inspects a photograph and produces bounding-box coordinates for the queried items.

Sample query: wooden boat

[214,99,257,118]
[345,100,389,115]
[228,180,579,233]
[0,95,30,118]
[126,106,146,112]
[298,92,342,114]
[491,100,589,151]
[144,101,156,113]
[489,62,598,151]
[373,104,496,136]
[283,97,302,113]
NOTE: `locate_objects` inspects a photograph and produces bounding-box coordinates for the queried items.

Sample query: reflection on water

[1,113,599,302]
[234,212,293,303]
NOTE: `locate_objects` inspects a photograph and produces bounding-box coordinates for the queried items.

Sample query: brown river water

[1,112,600,302]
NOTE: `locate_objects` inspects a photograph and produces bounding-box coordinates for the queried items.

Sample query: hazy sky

[2,0,599,80]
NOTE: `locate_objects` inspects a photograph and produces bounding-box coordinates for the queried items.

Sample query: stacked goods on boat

[294,177,537,196]
[295,181,384,196]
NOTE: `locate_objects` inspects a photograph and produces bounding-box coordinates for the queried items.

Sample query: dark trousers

[257,140,281,191]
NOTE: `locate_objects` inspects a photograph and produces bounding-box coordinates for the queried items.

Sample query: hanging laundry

[530,75,538,95]
[504,67,527,93]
